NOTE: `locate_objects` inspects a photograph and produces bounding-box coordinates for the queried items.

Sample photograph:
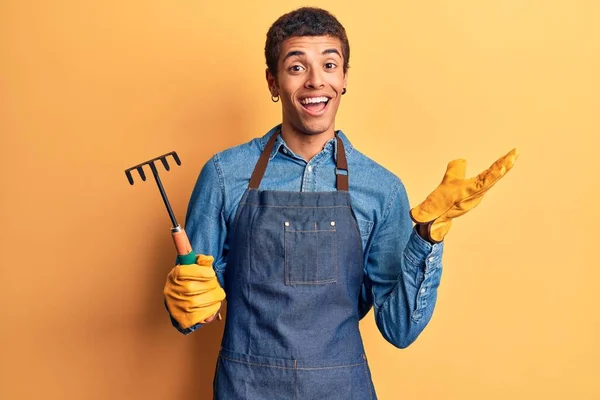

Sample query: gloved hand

[410,148,519,243]
[164,254,226,329]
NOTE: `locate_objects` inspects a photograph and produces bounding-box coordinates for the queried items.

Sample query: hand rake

[125,151,197,265]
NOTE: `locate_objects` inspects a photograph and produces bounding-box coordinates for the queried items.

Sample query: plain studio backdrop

[1,1,598,399]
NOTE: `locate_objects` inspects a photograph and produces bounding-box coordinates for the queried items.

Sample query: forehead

[279,35,343,61]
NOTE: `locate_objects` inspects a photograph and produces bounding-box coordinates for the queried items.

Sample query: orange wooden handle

[171,229,193,256]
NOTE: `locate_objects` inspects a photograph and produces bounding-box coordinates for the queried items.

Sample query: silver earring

[271,94,280,102]
[342,88,347,95]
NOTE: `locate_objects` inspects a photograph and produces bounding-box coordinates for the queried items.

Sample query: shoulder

[215,135,263,165]
[340,131,405,191]
[339,130,410,221]
[204,125,279,175]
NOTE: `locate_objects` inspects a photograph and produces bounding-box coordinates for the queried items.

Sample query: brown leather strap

[248,129,280,189]
[335,135,349,191]
[248,130,349,191]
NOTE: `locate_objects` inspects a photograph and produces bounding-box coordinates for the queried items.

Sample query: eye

[324,62,337,70]
[289,65,305,73]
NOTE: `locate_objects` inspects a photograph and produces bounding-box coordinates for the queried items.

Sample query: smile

[299,96,330,115]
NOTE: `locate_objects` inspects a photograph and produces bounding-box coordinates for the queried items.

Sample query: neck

[280,124,336,161]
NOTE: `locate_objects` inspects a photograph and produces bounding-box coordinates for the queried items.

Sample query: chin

[299,120,334,136]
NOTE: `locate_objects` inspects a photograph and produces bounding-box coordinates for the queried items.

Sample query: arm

[361,182,444,348]
[165,155,228,334]
[365,148,518,346]
[184,154,229,284]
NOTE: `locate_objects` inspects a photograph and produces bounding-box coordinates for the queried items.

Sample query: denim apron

[214,131,377,399]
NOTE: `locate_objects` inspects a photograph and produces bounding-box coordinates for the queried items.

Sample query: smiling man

[266,34,347,156]
[163,7,518,399]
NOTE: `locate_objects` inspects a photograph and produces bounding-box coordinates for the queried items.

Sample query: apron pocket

[284,219,338,285]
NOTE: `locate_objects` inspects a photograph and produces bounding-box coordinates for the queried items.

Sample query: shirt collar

[259,124,354,162]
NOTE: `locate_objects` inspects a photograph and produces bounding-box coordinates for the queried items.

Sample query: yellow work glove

[163,254,226,329]
[410,148,519,243]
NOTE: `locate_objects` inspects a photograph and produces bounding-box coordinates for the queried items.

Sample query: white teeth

[301,96,329,105]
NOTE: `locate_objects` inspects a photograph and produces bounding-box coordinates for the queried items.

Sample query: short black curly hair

[265,7,350,77]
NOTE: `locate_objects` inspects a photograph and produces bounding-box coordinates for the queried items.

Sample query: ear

[265,68,278,96]
[343,71,348,91]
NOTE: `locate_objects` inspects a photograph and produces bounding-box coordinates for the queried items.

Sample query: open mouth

[300,96,330,115]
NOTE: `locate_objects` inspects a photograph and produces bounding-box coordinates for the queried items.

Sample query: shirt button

[420,288,426,294]
[307,165,313,173]
[283,148,288,154]
[330,221,336,227]
[428,257,435,263]
[284,221,290,227]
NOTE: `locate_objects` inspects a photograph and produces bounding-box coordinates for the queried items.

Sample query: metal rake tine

[170,151,181,166]
[160,156,170,171]
[125,170,135,185]
[136,166,147,181]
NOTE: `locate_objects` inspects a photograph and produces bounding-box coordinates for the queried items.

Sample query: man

[164,7,517,399]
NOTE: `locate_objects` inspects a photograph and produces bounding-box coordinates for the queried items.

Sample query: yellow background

[1,1,599,399]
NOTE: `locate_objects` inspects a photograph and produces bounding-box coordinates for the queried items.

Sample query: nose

[304,67,325,89]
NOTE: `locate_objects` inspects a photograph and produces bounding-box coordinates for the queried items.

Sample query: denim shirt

[172,125,444,348]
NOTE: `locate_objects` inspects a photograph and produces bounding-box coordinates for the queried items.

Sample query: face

[266,35,347,138]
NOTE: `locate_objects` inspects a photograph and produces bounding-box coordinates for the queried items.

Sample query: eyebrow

[282,48,342,62]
